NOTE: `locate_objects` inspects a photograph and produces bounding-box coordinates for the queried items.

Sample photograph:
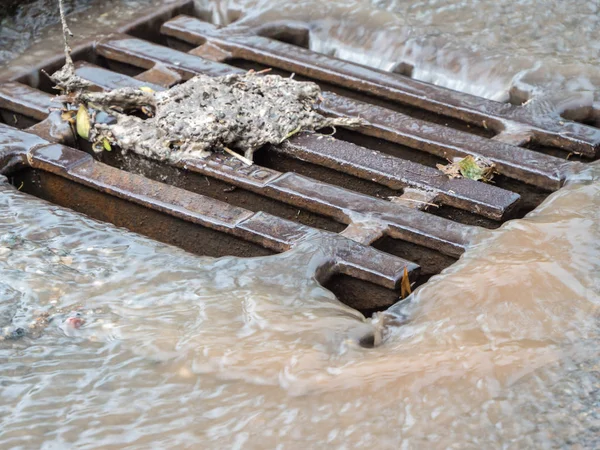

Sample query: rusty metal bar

[1,64,479,256]
[0,124,418,290]
[73,62,165,91]
[95,34,241,85]
[160,15,600,158]
[94,34,574,190]
[281,132,520,220]
[0,82,55,120]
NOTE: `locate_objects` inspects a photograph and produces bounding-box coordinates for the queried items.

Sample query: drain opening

[254,147,399,200]
[325,274,401,315]
[372,237,457,286]
[0,110,36,129]
[99,149,346,234]
[2,5,597,315]
[523,142,594,162]
[10,169,273,258]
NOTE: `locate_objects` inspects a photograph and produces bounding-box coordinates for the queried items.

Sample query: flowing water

[1,162,600,448]
[196,0,600,124]
[2,0,600,448]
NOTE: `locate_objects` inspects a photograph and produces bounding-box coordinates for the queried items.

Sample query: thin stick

[223,147,253,166]
[58,0,74,68]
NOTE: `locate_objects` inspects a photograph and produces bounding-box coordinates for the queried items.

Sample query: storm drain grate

[0,1,598,311]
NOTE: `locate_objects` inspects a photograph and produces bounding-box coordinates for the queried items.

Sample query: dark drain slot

[372,236,457,286]
[101,150,346,233]
[523,142,594,162]
[255,147,398,200]
[330,128,446,168]
[325,275,401,314]
[430,205,501,229]
[0,110,36,129]
[492,175,551,217]
[10,169,273,258]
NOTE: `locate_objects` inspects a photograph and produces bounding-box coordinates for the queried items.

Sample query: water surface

[196,0,600,123]
[1,162,599,448]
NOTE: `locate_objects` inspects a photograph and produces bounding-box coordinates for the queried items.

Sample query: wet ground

[0,0,162,66]
[1,0,600,448]
[0,0,95,64]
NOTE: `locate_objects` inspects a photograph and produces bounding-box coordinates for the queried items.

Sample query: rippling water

[1,161,600,448]
[196,0,600,123]
[2,0,600,447]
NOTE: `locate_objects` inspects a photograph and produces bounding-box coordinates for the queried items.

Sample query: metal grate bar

[96,34,242,85]
[95,34,574,190]
[1,124,418,291]
[281,132,520,220]
[0,82,54,120]
[160,15,600,157]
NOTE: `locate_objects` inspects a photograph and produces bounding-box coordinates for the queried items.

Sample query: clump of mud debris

[51,3,360,164]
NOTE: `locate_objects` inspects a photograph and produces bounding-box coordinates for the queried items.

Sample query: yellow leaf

[139,86,155,93]
[400,267,412,299]
[102,138,112,151]
[76,105,90,140]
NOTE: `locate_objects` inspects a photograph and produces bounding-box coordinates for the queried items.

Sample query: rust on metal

[1,7,598,310]
[161,15,600,157]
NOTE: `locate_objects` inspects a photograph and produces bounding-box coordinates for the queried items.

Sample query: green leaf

[76,105,90,140]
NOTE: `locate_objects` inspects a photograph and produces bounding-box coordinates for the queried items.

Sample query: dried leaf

[438,155,496,183]
[61,110,76,122]
[400,267,412,299]
[76,104,90,140]
[437,162,461,179]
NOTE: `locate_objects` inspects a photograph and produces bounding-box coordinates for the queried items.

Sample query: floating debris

[49,1,361,165]
[59,73,362,164]
[437,155,496,182]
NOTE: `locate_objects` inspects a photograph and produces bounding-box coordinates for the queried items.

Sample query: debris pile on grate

[53,58,361,164]
[80,72,362,163]
[49,0,360,164]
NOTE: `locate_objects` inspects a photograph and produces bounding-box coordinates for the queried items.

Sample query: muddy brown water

[196,0,600,124]
[1,162,600,448]
[1,0,600,448]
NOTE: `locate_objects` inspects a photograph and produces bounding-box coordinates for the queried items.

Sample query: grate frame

[0,1,597,311]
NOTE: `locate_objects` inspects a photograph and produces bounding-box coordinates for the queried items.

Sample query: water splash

[195,0,600,123]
